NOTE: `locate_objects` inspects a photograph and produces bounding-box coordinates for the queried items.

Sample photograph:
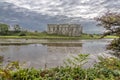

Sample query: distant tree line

[0,23,25,36]
[0,23,9,35]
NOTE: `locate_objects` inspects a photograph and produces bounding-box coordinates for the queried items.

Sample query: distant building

[47,24,82,36]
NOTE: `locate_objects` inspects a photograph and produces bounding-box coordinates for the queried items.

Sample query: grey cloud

[2,0,120,18]
[0,0,119,33]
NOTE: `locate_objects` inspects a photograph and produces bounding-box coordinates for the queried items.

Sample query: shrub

[0,54,120,80]
[19,33,26,36]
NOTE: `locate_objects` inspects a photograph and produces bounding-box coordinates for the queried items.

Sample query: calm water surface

[0,39,112,68]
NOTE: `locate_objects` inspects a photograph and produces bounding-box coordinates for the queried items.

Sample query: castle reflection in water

[42,43,82,54]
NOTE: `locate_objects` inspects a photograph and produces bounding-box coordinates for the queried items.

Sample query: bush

[0,54,120,80]
[19,33,26,36]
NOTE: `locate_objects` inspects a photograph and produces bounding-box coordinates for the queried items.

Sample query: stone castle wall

[47,24,82,36]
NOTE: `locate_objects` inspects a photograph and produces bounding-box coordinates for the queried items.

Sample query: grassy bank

[0,35,96,39]
[104,35,119,39]
[0,35,117,40]
[0,32,118,39]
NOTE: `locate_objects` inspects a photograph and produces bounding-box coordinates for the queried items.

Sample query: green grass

[0,32,118,40]
[104,35,119,39]
[0,35,97,40]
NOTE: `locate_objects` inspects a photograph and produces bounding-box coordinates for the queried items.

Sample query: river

[0,39,112,68]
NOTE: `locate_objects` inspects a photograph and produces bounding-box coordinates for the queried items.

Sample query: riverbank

[0,34,118,40]
[0,38,112,45]
[0,31,118,39]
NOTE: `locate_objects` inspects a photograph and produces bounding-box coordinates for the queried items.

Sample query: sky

[0,0,120,33]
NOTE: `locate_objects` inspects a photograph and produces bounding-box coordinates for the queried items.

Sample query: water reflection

[42,43,82,47]
[0,39,111,68]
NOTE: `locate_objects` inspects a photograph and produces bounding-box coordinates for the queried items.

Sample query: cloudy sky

[0,0,120,33]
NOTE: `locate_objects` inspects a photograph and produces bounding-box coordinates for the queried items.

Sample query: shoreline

[0,38,112,45]
[0,35,118,40]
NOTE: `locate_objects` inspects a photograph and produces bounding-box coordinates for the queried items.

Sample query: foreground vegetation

[0,54,120,80]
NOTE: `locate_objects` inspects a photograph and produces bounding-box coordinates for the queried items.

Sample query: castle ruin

[47,24,82,36]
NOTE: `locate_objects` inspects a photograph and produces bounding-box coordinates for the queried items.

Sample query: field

[0,32,118,39]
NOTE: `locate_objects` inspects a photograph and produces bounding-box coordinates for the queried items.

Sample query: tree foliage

[0,23,9,35]
[96,12,120,57]
[14,24,21,32]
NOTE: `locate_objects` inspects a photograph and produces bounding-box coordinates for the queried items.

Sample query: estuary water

[0,39,112,68]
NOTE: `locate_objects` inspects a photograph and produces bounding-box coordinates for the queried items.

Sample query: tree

[14,24,21,32]
[0,23,9,35]
[96,12,120,57]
